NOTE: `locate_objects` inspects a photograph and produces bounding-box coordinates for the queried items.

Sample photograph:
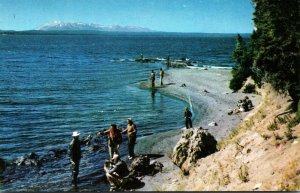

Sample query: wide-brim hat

[72,131,80,137]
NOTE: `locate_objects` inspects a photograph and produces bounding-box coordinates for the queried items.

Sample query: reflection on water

[150,88,157,104]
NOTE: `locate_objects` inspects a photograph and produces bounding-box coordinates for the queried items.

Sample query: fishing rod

[188,94,194,115]
[94,123,127,136]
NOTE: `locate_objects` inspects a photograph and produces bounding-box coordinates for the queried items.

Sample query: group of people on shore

[150,68,164,88]
[69,118,137,189]
[68,68,194,190]
[97,118,137,160]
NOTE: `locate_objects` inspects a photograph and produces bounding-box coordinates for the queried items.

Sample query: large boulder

[15,156,26,166]
[48,148,67,158]
[237,96,254,112]
[24,158,41,167]
[28,152,38,160]
[14,154,42,167]
[171,128,217,175]
[129,156,150,177]
[129,155,164,177]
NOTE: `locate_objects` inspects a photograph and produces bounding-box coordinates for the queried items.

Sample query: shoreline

[135,67,262,191]
[160,68,261,140]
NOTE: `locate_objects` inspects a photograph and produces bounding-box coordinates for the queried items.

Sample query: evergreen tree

[233,34,247,65]
[229,34,253,91]
[251,0,300,110]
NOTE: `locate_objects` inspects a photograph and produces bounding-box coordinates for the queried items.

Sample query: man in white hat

[69,131,91,187]
[104,154,130,191]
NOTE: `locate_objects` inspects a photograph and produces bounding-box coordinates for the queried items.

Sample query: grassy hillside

[164,84,300,191]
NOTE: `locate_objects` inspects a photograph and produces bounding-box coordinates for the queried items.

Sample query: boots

[72,174,78,187]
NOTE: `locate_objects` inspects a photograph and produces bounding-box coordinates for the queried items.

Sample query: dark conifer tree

[251,0,300,112]
[229,34,253,91]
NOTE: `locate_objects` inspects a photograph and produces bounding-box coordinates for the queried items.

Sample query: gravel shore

[135,67,262,191]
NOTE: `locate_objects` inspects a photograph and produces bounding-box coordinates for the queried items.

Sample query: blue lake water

[0,33,239,191]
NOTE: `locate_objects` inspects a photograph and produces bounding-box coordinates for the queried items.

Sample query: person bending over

[104,154,130,191]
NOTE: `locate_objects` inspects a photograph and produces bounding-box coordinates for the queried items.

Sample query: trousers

[128,134,136,157]
[108,145,120,160]
[71,160,80,186]
[185,118,193,129]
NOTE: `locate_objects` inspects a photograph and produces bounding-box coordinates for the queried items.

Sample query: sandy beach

[135,67,262,191]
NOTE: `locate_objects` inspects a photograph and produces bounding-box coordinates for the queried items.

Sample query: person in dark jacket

[184,107,193,129]
[104,154,130,191]
[159,68,164,86]
[69,131,91,187]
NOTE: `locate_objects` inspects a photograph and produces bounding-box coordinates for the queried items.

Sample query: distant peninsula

[0,21,158,35]
[36,21,155,32]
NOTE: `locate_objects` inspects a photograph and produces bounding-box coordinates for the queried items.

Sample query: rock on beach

[171,128,217,175]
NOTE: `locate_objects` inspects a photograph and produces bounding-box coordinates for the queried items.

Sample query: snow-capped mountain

[36,21,155,32]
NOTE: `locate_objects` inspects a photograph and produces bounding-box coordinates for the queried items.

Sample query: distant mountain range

[36,21,155,32]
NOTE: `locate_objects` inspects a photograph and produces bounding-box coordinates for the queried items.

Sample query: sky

[0,0,254,33]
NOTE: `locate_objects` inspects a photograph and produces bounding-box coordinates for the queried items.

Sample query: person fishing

[159,68,164,86]
[104,154,130,191]
[150,70,155,88]
[122,118,137,159]
[184,107,193,129]
[97,124,122,160]
[69,131,91,187]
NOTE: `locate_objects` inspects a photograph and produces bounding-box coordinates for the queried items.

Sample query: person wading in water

[150,70,155,88]
[69,131,91,187]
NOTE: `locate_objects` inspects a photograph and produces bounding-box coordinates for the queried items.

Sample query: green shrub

[284,128,294,141]
[230,34,253,92]
[288,101,300,128]
[277,116,289,124]
[274,132,283,140]
[261,134,271,140]
[267,121,278,131]
[238,164,249,182]
[229,72,245,91]
[288,117,300,128]
[243,83,256,93]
